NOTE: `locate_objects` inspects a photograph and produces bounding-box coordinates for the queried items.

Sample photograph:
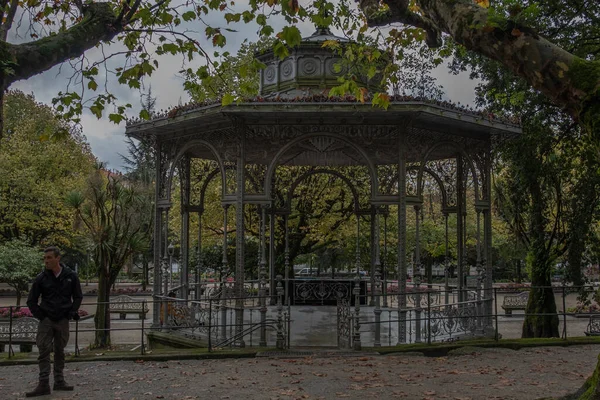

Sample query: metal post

[162,258,170,331]
[196,210,204,301]
[75,319,80,357]
[284,214,290,306]
[414,204,422,343]
[374,271,381,347]
[141,300,146,355]
[8,306,13,358]
[397,136,407,345]
[369,206,376,306]
[562,286,567,339]
[456,156,464,303]
[221,204,229,341]
[276,275,285,349]
[427,291,431,345]
[234,139,246,348]
[353,275,362,350]
[269,209,276,305]
[476,209,483,331]
[383,206,389,308]
[494,288,499,341]
[208,299,213,352]
[259,205,268,347]
[444,212,450,306]
[355,213,361,277]
[414,273,422,343]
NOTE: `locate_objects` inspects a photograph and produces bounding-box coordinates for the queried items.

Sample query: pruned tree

[0,239,42,307]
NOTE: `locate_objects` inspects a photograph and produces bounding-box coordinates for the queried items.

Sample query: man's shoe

[25,381,51,397]
[53,381,74,391]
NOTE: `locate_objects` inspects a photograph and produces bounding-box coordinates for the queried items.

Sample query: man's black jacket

[27,265,83,321]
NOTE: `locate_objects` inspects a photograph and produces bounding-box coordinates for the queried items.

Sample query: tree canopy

[0,90,95,247]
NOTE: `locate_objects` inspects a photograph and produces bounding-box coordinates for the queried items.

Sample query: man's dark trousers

[36,318,70,383]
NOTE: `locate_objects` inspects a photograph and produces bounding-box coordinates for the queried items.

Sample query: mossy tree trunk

[521,178,559,338]
[573,354,600,400]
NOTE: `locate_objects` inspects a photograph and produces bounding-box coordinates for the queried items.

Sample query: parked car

[296,268,315,276]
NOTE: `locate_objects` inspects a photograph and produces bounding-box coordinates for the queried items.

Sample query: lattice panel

[378,164,399,195]
[426,159,457,208]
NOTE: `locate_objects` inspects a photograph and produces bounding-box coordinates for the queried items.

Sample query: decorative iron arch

[264,132,379,199]
[416,141,480,202]
[166,139,226,201]
[195,166,232,209]
[406,165,449,208]
[285,168,362,213]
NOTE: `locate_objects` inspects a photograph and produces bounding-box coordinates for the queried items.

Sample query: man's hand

[33,310,46,321]
[69,311,80,321]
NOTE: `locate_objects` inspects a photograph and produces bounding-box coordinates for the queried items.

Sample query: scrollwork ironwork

[294,281,352,304]
[424,302,478,341]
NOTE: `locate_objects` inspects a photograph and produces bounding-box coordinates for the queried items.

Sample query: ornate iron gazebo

[125,27,520,346]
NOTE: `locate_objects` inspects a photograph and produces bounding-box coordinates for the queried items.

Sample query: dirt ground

[1,345,599,400]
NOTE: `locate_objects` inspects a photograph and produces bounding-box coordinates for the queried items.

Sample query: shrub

[0,307,88,318]
[0,307,33,318]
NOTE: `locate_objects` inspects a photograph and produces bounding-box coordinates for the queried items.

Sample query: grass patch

[370,336,600,357]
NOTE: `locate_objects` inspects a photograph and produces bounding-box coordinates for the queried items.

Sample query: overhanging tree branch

[359,0,599,124]
[3,3,119,89]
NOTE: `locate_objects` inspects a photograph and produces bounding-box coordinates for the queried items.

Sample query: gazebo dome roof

[256,26,383,98]
[301,26,350,43]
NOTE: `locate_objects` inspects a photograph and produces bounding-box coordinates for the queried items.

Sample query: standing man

[26,246,83,397]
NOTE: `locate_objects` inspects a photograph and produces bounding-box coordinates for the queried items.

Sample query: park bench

[585,315,600,336]
[0,317,38,353]
[109,295,149,319]
[501,291,529,316]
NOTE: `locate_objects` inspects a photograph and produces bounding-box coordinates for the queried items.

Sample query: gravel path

[1,345,598,400]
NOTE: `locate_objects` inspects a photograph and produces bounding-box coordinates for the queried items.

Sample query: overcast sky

[11,18,479,171]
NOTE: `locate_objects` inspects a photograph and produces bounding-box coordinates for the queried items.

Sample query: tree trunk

[15,289,21,307]
[567,236,586,287]
[516,260,522,284]
[572,353,600,399]
[0,89,4,142]
[522,181,559,338]
[94,268,111,348]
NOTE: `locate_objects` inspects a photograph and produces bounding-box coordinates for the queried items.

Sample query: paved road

[1,345,598,399]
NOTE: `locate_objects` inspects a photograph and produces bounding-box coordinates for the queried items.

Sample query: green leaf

[242,10,254,23]
[260,25,274,36]
[90,105,103,118]
[87,80,98,91]
[139,109,151,120]
[279,26,302,47]
[109,113,125,124]
[222,93,235,106]
[225,12,241,23]
[273,41,289,59]
[182,11,196,21]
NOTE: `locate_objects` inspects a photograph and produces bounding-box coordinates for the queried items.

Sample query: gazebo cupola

[257,26,385,98]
